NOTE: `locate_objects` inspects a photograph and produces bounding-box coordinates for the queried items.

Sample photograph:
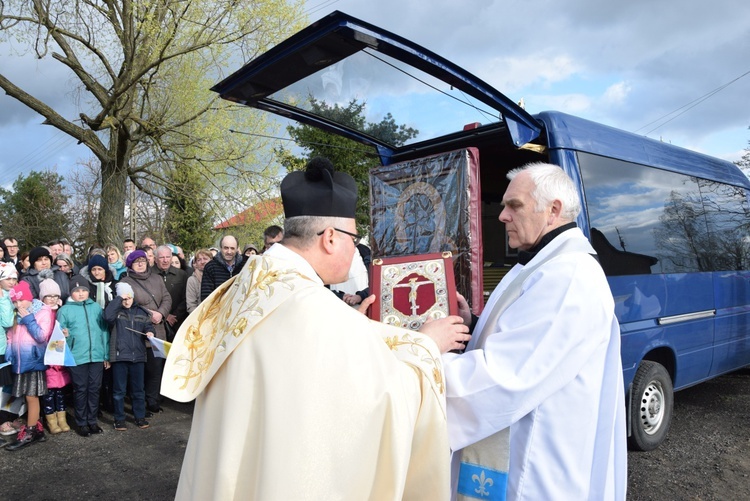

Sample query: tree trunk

[96,129,130,246]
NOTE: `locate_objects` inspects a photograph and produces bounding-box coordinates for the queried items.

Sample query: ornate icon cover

[368,252,458,330]
[369,148,484,314]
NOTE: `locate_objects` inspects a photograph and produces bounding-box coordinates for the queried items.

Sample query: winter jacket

[46,365,71,388]
[120,269,172,341]
[0,290,15,355]
[6,300,55,374]
[57,298,109,364]
[200,253,247,301]
[155,265,188,332]
[22,268,71,302]
[105,296,154,363]
[44,309,71,389]
[186,270,202,314]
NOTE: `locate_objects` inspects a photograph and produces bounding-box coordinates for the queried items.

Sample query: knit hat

[125,249,148,268]
[69,275,92,293]
[0,262,17,280]
[39,274,62,308]
[116,282,134,298]
[88,254,108,272]
[281,157,357,218]
[29,246,52,268]
[9,281,33,302]
[243,243,259,254]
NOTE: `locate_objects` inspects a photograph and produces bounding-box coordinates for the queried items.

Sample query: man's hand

[343,293,362,306]
[167,314,177,326]
[456,293,472,326]
[356,294,376,315]
[419,315,471,354]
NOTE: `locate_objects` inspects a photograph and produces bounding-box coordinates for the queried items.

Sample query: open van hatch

[211,10,542,163]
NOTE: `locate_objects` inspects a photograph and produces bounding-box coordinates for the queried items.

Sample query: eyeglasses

[317,228,363,245]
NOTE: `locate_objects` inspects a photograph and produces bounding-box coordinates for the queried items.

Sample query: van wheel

[628,360,673,451]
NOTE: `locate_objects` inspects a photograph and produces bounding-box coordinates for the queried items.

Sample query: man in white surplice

[445,162,627,500]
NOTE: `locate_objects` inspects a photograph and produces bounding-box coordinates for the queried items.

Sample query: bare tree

[0,0,305,244]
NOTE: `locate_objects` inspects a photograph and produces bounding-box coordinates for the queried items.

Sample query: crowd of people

[0,228,282,451]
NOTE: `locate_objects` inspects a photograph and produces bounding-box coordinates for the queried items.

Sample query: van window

[580,152,750,275]
[698,179,750,271]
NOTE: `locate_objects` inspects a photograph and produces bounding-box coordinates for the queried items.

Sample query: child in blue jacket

[57,276,109,437]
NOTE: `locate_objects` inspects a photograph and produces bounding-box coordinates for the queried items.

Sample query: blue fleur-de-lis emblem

[472,470,494,497]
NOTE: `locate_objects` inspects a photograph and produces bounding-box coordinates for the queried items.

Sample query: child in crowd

[105,282,153,430]
[38,273,71,434]
[5,281,55,451]
[57,275,109,437]
[0,263,19,443]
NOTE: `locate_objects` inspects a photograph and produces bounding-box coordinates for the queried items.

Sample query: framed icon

[369,252,458,330]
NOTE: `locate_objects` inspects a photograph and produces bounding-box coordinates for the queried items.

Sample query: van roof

[536,111,750,189]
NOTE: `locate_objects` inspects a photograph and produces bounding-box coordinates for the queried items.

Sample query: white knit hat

[0,262,17,281]
[116,282,134,298]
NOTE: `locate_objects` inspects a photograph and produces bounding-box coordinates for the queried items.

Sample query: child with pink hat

[4,280,55,451]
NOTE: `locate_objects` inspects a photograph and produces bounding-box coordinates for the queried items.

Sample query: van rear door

[211,10,541,162]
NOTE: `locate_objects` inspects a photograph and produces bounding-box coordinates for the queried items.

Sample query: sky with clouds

[1,0,749,189]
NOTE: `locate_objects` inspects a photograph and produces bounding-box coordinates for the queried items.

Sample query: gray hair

[155,245,173,257]
[284,216,352,249]
[507,162,581,221]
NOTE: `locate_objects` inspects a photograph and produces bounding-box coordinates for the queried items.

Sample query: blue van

[211,11,750,451]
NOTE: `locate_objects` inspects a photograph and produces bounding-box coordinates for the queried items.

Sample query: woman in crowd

[185,249,211,314]
[119,250,171,415]
[106,245,127,280]
[21,247,70,302]
[55,254,76,280]
[16,251,30,276]
[87,255,115,309]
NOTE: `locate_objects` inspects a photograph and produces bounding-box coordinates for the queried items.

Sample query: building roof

[213,197,282,230]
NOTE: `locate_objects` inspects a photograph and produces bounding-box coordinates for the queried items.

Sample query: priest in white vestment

[162,157,470,500]
[444,163,627,500]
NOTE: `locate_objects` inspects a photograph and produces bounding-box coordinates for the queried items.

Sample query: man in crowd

[162,157,470,499]
[48,240,64,260]
[123,239,136,253]
[444,162,627,500]
[154,245,188,341]
[200,235,245,301]
[140,236,157,251]
[263,225,283,252]
[3,237,19,265]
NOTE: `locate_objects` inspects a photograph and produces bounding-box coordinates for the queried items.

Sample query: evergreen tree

[0,171,70,249]
[277,98,418,233]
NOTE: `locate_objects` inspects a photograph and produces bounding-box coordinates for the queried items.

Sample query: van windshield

[264,48,501,147]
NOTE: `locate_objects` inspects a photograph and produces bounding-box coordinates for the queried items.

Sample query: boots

[56,411,70,433]
[6,425,34,451]
[45,413,62,435]
[34,421,46,443]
